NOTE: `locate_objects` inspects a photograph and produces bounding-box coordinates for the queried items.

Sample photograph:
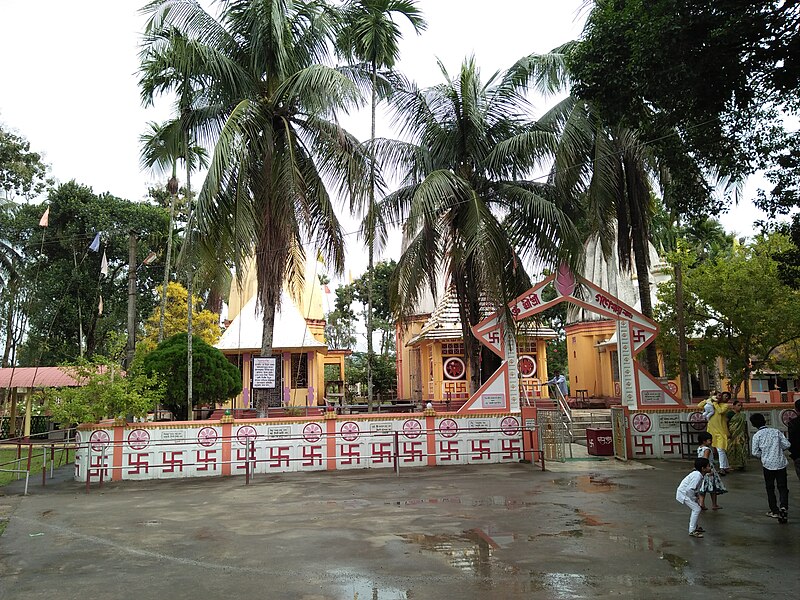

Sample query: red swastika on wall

[302,445,323,466]
[501,439,522,460]
[371,442,393,464]
[488,330,499,344]
[339,444,361,465]
[438,440,460,462]
[632,329,647,343]
[88,456,109,479]
[401,441,424,463]
[660,434,681,455]
[235,447,255,470]
[634,435,654,456]
[127,453,150,475]
[471,440,492,461]
[268,446,291,468]
[161,451,184,473]
[196,450,218,471]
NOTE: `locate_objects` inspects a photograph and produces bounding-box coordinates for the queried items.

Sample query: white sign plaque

[253,357,277,389]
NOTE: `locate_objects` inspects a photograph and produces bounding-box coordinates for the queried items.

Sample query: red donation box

[586,428,613,456]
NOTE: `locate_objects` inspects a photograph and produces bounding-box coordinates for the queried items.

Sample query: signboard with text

[252,357,278,389]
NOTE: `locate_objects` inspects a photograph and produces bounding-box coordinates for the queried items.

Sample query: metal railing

[0,428,78,495]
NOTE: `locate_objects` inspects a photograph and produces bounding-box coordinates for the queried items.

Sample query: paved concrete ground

[1,454,798,600]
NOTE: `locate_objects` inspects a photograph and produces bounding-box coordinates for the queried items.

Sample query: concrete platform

[1,458,798,599]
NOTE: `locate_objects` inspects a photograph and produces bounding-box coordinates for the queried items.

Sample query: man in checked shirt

[750,412,791,524]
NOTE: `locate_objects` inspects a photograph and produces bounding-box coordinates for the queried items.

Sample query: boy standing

[676,457,711,538]
[750,412,791,524]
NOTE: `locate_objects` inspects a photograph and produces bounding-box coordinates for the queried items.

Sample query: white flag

[100,250,109,276]
[89,232,101,252]
[38,207,50,227]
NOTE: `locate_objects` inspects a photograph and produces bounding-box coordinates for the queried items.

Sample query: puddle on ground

[661,553,688,569]
[400,528,517,577]
[550,475,632,493]
[327,569,408,600]
[575,509,608,526]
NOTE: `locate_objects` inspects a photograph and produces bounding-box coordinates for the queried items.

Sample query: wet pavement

[1,456,798,599]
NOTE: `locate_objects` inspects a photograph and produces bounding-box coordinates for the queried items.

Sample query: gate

[537,409,567,463]
[611,406,628,461]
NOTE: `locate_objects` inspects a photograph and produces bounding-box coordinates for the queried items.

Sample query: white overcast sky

[0,0,769,285]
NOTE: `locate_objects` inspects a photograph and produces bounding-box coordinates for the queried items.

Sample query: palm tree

[379,57,581,393]
[336,0,426,409]
[139,118,209,343]
[139,0,371,410]
[521,43,673,376]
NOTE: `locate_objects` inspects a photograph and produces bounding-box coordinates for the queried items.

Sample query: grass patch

[0,446,70,487]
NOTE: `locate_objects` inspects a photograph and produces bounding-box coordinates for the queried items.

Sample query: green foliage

[6,182,168,364]
[569,1,799,185]
[345,351,396,397]
[45,357,164,425]
[656,233,800,392]
[141,333,242,420]
[325,280,358,350]
[0,124,51,200]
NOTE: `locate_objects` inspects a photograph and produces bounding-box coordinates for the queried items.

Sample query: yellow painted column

[23,392,32,439]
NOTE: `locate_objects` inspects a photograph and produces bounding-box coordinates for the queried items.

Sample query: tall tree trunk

[632,230,660,376]
[158,173,178,343]
[674,259,692,402]
[185,128,194,422]
[257,301,278,414]
[366,61,377,412]
[126,233,137,369]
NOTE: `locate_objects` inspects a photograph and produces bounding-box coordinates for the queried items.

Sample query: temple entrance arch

[454,264,681,415]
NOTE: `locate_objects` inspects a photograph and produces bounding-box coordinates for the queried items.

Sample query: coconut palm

[379,57,581,393]
[336,0,426,409]
[139,0,371,410]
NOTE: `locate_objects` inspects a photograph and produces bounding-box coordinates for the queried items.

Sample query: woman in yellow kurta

[699,392,731,473]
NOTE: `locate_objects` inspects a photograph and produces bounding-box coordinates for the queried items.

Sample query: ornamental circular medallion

[303,422,323,443]
[631,413,652,433]
[666,382,679,395]
[89,430,110,451]
[236,425,258,446]
[438,418,458,438]
[443,357,466,380]
[197,427,218,447]
[340,421,360,442]
[403,419,423,439]
[501,416,520,436]
[518,355,537,378]
[127,429,151,450]
[689,412,708,431]
[781,409,798,426]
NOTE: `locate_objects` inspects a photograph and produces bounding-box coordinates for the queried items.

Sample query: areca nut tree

[380,56,582,394]
[139,0,373,410]
[138,22,216,415]
[335,0,426,409]
[139,118,209,344]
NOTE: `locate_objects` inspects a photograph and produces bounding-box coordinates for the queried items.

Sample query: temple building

[565,235,676,400]
[396,286,558,405]
[216,258,348,409]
